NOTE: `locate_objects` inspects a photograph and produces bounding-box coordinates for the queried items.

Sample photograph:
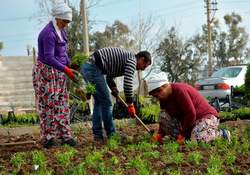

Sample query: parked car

[195,65,247,99]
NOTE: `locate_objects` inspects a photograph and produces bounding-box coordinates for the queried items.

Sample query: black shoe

[43,139,57,148]
[62,138,77,146]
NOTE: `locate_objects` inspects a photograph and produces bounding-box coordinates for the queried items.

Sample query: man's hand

[151,133,163,144]
[127,103,136,118]
[111,87,119,98]
[176,134,185,145]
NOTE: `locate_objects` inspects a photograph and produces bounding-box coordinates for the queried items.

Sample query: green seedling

[10,152,27,170]
[185,140,198,151]
[143,151,160,159]
[107,134,120,150]
[137,141,157,151]
[55,147,77,167]
[64,163,86,175]
[32,150,46,169]
[206,154,224,175]
[127,156,151,175]
[225,152,236,166]
[188,151,203,165]
[85,83,96,94]
[85,151,103,168]
[164,141,179,153]
[164,168,181,175]
[110,156,119,165]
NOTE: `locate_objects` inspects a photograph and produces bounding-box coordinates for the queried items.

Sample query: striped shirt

[93,47,136,103]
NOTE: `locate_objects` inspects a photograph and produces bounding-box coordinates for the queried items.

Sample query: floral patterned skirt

[32,61,72,141]
[159,111,220,143]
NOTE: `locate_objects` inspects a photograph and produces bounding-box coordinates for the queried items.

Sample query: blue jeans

[80,63,116,139]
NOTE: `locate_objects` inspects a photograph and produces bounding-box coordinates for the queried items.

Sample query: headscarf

[146,72,169,93]
[51,1,72,21]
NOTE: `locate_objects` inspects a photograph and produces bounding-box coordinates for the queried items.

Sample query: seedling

[85,83,96,94]
[64,163,86,175]
[85,151,103,168]
[110,156,119,165]
[143,151,160,159]
[55,147,77,167]
[185,140,198,151]
[10,152,26,170]
[127,156,151,174]
[164,168,181,175]
[188,151,203,165]
[164,141,179,153]
[107,134,120,150]
[206,154,224,175]
[225,152,236,166]
[32,150,46,169]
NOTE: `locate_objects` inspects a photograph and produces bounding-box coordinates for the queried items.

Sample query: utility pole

[81,0,89,55]
[205,0,217,76]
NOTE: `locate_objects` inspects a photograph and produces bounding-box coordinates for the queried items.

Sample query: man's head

[135,51,151,70]
[147,72,170,101]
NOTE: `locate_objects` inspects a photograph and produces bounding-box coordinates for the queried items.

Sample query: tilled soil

[0,121,249,175]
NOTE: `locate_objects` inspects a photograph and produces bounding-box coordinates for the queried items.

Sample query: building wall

[0,56,35,111]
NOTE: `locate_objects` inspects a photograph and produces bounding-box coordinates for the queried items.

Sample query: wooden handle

[117,96,151,133]
[0,141,36,146]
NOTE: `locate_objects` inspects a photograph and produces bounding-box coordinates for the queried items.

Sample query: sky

[0,0,250,56]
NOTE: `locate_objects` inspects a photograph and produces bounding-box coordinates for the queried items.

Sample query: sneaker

[221,129,231,142]
[62,138,77,146]
[43,138,58,148]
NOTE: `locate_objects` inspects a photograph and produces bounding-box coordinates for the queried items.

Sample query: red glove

[64,66,74,80]
[152,133,163,144]
[127,104,136,118]
[176,134,185,145]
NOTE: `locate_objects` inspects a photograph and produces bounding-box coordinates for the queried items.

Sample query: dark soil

[0,120,249,175]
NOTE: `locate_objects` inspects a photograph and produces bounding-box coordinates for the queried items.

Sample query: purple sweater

[37,21,70,72]
[160,83,218,137]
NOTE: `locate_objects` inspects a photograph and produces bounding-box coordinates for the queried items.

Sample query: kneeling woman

[147,73,230,144]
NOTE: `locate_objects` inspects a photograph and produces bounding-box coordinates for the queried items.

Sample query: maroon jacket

[160,83,218,138]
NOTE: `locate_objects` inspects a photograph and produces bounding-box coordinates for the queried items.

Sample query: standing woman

[33,2,77,148]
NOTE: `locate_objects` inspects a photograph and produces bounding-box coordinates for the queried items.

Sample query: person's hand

[111,87,119,98]
[64,66,79,83]
[127,103,136,118]
[151,133,163,144]
[176,134,185,145]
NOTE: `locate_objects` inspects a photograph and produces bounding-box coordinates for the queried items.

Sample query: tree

[89,20,135,50]
[0,42,3,52]
[192,12,249,70]
[156,27,203,84]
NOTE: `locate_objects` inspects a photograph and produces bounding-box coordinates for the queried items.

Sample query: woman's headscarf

[51,1,72,21]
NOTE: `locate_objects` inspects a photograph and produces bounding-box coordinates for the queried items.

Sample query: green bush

[244,64,250,104]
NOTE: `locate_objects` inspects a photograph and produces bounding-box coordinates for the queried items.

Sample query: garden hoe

[117,95,154,135]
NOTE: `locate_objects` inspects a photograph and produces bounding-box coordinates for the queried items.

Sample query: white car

[195,65,247,99]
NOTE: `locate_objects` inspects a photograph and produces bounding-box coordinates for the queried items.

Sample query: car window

[211,67,242,78]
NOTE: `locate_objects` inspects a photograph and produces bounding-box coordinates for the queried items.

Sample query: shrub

[244,64,250,104]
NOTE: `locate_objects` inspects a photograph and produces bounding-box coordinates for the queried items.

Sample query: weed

[188,151,203,165]
[137,141,157,151]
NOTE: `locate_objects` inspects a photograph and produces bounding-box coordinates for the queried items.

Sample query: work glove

[64,66,79,83]
[127,103,136,118]
[176,134,185,145]
[111,87,119,98]
[151,133,163,144]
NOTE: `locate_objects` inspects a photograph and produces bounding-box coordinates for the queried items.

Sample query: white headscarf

[51,1,72,21]
[146,72,169,93]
